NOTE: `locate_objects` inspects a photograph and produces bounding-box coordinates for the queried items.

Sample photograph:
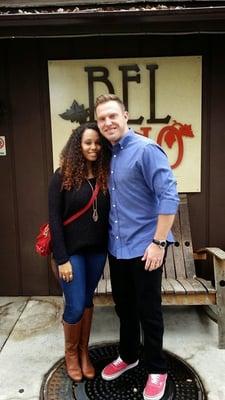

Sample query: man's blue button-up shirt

[108,129,180,259]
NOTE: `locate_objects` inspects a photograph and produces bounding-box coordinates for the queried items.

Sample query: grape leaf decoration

[59,100,89,124]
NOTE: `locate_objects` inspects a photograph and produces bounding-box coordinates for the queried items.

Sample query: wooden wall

[0,34,225,295]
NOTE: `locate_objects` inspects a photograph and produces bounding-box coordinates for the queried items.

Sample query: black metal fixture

[40,342,207,400]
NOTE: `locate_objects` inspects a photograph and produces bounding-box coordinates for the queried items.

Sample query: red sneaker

[143,373,167,400]
[101,356,139,381]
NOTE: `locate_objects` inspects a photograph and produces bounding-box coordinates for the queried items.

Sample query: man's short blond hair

[95,94,125,112]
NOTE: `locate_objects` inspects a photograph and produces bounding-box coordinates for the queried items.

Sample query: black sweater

[48,170,110,265]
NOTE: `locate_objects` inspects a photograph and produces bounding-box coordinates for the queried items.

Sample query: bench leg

[213,257,225,349]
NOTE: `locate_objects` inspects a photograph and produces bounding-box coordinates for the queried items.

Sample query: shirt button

[113,154,117,158]
[112,204,116,207]
[111,170,114,174]
[121,146,123,149]
[115,220,118,223]
[112,187,115,191]
[116,236,119,239]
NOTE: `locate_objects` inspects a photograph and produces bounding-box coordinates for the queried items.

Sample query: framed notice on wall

[48,56,202,192]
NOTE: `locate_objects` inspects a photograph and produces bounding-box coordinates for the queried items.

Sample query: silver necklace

[86,179,99,222]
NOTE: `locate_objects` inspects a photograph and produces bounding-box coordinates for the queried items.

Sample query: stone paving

[0,297,225,400]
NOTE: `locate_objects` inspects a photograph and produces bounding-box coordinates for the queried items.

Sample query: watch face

[153,239,166,247]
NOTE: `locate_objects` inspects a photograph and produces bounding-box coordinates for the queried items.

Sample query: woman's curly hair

[60,122,111,193]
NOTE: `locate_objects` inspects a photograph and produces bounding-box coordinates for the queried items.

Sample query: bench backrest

[97,194,196,292]
[164,194,196,279]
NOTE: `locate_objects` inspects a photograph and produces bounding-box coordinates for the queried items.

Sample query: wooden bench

[94,194,225,349]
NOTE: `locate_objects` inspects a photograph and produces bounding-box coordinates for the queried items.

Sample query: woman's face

[81,128,101,162]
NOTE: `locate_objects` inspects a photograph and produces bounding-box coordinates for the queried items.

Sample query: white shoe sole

[101,359,139,381]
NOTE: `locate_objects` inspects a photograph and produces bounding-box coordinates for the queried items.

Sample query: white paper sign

[0,136,6,156]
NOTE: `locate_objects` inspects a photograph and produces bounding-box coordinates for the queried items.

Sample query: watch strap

[152,238,166,248]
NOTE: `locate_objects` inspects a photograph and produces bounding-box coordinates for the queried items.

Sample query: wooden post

[213,253,225,348]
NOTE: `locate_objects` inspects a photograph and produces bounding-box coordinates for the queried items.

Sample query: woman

[48,122,110,382]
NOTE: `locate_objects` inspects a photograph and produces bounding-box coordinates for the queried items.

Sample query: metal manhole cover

[40,343,206,400]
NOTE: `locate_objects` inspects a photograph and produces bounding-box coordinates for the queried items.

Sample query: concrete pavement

[0,297,225,400]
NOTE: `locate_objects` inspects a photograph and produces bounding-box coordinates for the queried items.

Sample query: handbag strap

[63,183,100,226]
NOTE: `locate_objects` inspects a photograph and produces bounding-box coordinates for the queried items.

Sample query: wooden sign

[48,56,202,192]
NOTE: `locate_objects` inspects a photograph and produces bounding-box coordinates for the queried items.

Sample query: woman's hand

[58,261,73,282]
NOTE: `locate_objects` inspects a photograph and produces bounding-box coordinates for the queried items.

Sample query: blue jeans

[61,252,107,324]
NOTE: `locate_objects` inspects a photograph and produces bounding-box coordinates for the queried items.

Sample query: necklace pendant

[92,209,99,222]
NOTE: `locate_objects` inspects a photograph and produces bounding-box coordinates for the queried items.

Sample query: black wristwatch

[152,239,167,249]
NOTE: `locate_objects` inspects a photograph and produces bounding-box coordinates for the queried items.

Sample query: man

[95,94,179,400]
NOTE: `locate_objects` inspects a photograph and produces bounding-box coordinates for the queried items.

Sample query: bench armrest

[195,247,225,261]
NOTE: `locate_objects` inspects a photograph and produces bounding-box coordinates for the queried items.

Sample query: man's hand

[58,261,73,282]
[142,243,165,271]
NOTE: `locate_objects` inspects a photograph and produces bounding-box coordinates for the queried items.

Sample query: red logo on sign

[138,121,194,169]
[157,120,194,169]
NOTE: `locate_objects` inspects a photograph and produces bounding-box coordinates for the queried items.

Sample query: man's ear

[124,111,129,120]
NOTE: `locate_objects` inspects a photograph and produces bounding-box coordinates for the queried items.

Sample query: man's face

[96,100,129,144]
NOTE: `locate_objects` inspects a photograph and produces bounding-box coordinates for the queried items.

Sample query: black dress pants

[108,253,167,374]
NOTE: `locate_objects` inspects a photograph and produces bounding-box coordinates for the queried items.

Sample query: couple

[48,94,179,400]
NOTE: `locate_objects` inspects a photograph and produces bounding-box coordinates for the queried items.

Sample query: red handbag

[35,223,52,256]
[35,183,100,256]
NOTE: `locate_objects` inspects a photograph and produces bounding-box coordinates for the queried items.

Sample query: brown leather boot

[63,320,82,382]
[79,307,95,379]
